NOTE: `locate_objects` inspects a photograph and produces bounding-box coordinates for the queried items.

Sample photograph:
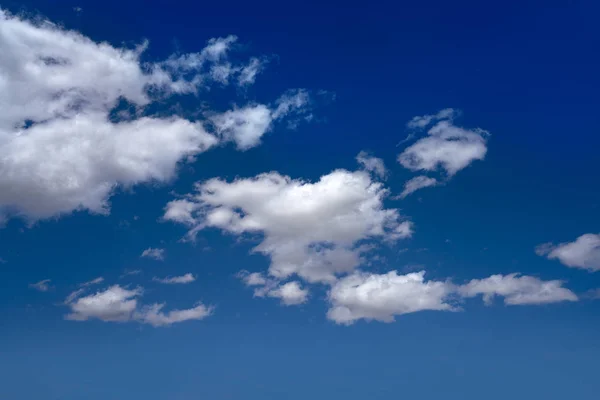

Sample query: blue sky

[1,0,599,399]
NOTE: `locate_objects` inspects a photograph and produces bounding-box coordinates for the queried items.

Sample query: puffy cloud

[356,151,387,179]
[459,274,578,305]
[29,279,52,292]
[141,248,165,261]
[399,176,438,198]
[267,281,309,305]
[0,10,310,223]
[135,303,212,327]
[327,271,456,325]
[153,273,196,284]
[165,169,412,283]
[64,285,212,326]
[536,234,600,272]
[65,285,141,322]
[399,111,489,176]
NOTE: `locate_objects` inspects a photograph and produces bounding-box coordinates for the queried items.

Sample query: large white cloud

[398,110,489,177]
[0,9,309,222]
[64,285,212,326]
[459,273,578,305]
[164,167,413,283]
[327,270,457,325]
[536,234,600,272]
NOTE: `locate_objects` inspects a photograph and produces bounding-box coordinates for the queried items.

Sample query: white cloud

[459,274,578,305]
[65,285,141,322]
[406,108,457,129]
[141,248,165,261]
[0,10,310,223]
[399,175,438,198]
[165,168,412,283]
[153,273,196,284]
[356,151,387,179]
[80,277,104,287]
[399,111,489,176]
[536,234,600,272]
[267,281,309,305]
[210,89,311,150]
[29,279,52,292]
[64,285,212,326]
[134,303,213,327]
[237,271,308,306]
[327,270,456,325]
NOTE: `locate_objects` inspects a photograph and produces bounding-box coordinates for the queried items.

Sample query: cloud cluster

[164,167,412,283]
[536,234,600,272]
[64,285,211,326]
[0,10,309,223]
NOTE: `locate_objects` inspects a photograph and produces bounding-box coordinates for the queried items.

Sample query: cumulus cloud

[29,279,52,292]
[399,176,438,198]
[153,273,196,284]
[0,10,311,223]
[141,248,165,261]
[399,110,489,176]
[406,108,457,129]
[536,234,600,272]
[356,151,387,179]
[165,169,412,283]
[459,274,578,305]
[327,271,456,325]
[64,285,211,326]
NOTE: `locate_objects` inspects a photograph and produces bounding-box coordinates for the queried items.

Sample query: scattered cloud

[153,273,196,284]
[165,168,412,283]
[406,108,457,129]
[399,110,489,176]
[141,248,165,261]
[134,303,213,327]
[399,176,438,198]
[356,151,387,179]
[0,10,313,223]
[64,285,211,326]
[29,279,53,292]
[327,271,457,325]
[120,269,142,278]
[80,277,104,287]
[459,274,578,305]
[536,234,600,272]
[237,271,308,306]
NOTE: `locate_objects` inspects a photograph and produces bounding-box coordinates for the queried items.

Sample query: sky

[0,0,599,399]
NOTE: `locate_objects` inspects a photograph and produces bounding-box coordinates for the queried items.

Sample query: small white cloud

[459,273,578,305]
[65,285,212,326]
[327,270,456,325]
[29,279,52,292]
[406,108,457,129]
[65,285,141,322]
[153,273,196,284]
[536,234,600,272]
[356,151,387,179]
[267,281,309,306]
[135,303,213,327]
[141,248,165,261]
[399,111,489,176]
[120,269,142,278]
[399,176,438,198]
[80,277,104,287]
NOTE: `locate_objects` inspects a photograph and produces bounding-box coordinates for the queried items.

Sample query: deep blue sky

[1,1,599,399]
